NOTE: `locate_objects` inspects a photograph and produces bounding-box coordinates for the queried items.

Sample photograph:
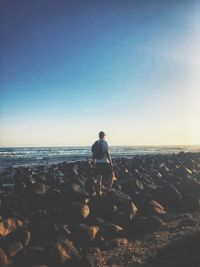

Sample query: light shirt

[95,139,110,163]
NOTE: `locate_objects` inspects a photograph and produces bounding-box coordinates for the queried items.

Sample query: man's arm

[104,141,112,166]
[106,151,113,166]
[92,154,95,164]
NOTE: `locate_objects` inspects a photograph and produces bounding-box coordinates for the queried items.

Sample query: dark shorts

[94,163,113,178]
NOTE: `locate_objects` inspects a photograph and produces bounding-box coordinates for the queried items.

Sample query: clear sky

[0,0,200,147]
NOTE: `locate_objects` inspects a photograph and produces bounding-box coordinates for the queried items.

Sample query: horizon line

[0,144,200,149]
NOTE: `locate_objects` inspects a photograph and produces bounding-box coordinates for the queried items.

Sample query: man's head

[99,131,106,139]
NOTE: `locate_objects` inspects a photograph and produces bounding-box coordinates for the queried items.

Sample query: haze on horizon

[0,0,200,147]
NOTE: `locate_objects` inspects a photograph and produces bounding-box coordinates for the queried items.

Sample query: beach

[1,0,200,266]
[0,151,200,266]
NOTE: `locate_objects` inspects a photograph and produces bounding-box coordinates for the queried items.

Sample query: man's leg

[96,174,103,195]
[106,163,116,192]
[108,173,115,191]
[108,176,114,191]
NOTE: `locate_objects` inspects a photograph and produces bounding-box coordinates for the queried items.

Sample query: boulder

[175,166,193,177]
[62,163,79,178]
[62,182,89,203]
[86,217,105,227]
[69,224,99,246]
[13,246,46,266]
[89,191,137,226]
[45,189,62,207]
[176,194,200,212]
[100,223,124,240]
[63,202,90,223]
[0,248,8,267]
[44,237,81,266]
[176,180,200,196]
[29,210,58,241]
[0,218,23,237]
[132,193,166,217]
[129,216,164,235]
[5,241,23,258]
[34,183,47,195]
[110,202,137,227]
[0,228,30,259]
[154,185,181,208]
[149,200,167,216]
[122,178,144,195]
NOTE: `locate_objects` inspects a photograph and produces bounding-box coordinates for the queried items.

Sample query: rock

[0,228,31,247]
[89,191,137,226]
[175,166,193,177]
[1,153,200,266]
[149,200,167,216]
[53,223,71,236]
[184,158,195,170]
[91,234,106,249]
[176,194,200,212]
[69,224,99,246]
[0,248,8,267]
[0,228,30,262]
[34,183,47,195]
[45,188,62,208]
[0,218,23,237]
[159,231,200,267]
[154,185,181,207]
[63,163,79,178]
[89,196,118,219]
[100,223,124,240]
[129,216,164,235]
[7,241,24,257]
[122,178,144,194]
[63,202,90,223]
[110,203,137,227]
[44,237,81,266]
[29,210,58,242]
[132,192,166,217]
[62,182,89,203]
[23,187,48,210]
[87,217,105,227]
[105,238,128,249]
[159,166,170,175]
[13,246,46,266]
[83,247,101,254]
[3,212,28,224]
[176,180,200,196]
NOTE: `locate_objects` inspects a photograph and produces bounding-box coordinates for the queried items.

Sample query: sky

[0,0,200,147]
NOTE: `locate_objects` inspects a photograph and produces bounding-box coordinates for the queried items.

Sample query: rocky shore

[0,152,200,267]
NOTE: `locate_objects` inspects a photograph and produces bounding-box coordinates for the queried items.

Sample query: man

[92,131,114,195]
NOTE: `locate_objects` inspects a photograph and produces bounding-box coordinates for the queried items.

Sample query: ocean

[0,146,200,171]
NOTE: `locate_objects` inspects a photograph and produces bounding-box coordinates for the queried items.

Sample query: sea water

[0,145,200,171]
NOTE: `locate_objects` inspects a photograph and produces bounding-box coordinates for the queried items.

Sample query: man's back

[93,139,109,163]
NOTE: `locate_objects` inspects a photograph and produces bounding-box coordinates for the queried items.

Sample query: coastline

[1,145,200,173]
[0,152,200,266]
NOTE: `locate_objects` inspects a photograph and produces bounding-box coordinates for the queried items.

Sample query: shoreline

[1,150,200,172]
[1,145,200,173]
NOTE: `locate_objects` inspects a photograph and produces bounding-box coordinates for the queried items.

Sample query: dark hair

[99,131,105,138]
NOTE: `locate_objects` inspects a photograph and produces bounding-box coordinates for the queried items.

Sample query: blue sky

[0,0,200,146]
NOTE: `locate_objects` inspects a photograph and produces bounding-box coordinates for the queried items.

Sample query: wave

[0,145,200,171]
